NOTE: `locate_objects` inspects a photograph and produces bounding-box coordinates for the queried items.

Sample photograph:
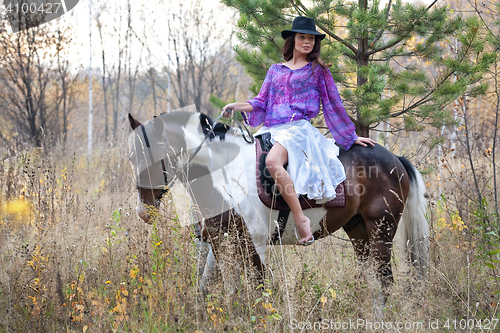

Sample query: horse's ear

[152,116,164,139]
[128,113,141,130]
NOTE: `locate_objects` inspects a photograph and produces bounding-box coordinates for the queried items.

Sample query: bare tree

[110,3,125,140]
[124,0,143,117]
[96,10,110,142]
[54,24,79,145]
[0,21,72,147]
[152,0,240,114]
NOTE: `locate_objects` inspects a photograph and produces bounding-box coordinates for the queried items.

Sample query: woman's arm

[318,67,359,150]
[223,64,275,124]
[222,102,253,118]
[318,68,376,148]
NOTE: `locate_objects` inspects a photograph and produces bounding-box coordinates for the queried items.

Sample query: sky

[35,0,237,70]
[15,0,439,71]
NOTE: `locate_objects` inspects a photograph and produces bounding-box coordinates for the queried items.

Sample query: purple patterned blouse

[245,63,358,150]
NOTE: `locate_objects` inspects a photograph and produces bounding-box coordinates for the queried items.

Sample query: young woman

[222,16,376,245]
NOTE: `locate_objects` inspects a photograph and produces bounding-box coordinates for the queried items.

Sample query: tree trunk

[355,0,370,137]
[88,0,93,156]
[97,17,109,142]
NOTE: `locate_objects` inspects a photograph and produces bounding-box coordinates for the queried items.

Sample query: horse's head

[128,113,174,223]
[128,109,245,224]
[127,109,210,223]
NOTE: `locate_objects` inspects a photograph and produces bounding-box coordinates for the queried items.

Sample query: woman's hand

[354,136,377,147]
[221,103,235,118]
[221,102,253,118]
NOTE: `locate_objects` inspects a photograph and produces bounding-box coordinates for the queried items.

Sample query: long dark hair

[282,33,329,70]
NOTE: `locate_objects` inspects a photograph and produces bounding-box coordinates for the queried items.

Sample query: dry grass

[0,141,499,332]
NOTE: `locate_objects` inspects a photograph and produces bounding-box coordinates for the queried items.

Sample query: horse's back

[338,144,410,218]
[339,144,405,173]
[339,143,409,184]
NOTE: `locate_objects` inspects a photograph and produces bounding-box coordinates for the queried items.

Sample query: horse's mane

[151,110,244,142]
[200,113,244,141]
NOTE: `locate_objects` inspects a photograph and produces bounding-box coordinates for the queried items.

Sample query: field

[0,138,499,333]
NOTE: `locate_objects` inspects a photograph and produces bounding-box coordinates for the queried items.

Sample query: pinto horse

[127,110,429,294]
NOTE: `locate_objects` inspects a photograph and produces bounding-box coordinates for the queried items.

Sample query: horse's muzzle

[136,203,158,224]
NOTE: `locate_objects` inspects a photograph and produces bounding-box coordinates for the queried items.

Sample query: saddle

[255,133,346,210]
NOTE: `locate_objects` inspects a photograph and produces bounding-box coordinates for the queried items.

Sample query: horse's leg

[343,215,370,262]
[199,247,217,295]
[344,217,371,287]
[346,216,396,310]
[365,217,398,299]
[205,236,239,295]
[194,222,211,277]
[231,214,266,287]
[200,210,266,294]
[199,212,237,294]
[249,244,266,286]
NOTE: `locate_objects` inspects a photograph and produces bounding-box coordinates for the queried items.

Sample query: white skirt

[255,119,346,204]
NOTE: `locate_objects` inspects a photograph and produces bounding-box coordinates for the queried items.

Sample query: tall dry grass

[0,138,499,332]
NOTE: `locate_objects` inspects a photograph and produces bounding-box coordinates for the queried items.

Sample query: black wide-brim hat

[281,16,326,40]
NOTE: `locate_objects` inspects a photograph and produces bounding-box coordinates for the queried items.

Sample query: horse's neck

[180,131,255,219]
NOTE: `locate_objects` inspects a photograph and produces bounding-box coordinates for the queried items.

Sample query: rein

[186,113,225,166]
[232,114,254,144]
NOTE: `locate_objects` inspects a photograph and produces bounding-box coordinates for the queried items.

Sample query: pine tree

[221,0,495,136]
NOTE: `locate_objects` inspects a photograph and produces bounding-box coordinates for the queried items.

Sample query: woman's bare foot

[295,216,313,244]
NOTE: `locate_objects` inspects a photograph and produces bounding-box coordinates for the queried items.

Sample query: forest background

[0,0,499,331]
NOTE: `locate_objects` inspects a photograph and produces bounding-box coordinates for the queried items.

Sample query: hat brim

[281,29,326,40]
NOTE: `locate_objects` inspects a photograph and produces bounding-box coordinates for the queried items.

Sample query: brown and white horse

[127,110,429,295]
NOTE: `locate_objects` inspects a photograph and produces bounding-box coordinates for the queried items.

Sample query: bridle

[136,124,170,202]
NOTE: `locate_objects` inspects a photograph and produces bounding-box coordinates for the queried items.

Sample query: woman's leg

[266,142,312,243]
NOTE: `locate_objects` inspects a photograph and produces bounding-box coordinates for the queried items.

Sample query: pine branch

[249,11,282,51]
[468,0,500,53]
[390,22,479,119]
[370,0,392,47]
[367,0,439,56]
[291,0,358,58]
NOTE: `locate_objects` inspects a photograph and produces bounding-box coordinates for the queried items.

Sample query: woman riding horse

[128,17,429,297]
[222,16,376,245]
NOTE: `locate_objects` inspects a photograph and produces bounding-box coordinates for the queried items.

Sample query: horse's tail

[394,156,430,276]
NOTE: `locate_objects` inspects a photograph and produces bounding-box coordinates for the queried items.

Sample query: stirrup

[294,228,315,246]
